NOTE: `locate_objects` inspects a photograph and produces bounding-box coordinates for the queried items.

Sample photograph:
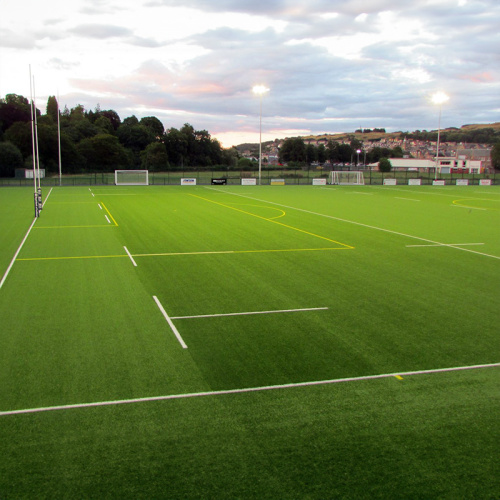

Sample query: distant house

[375,157,484,174]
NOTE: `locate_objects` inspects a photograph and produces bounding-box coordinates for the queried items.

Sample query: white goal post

[330,171,365,185]
[115,170,149,186]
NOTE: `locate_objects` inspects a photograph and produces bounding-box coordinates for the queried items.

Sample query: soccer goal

[114,170,149,186]
[330,171,365,185]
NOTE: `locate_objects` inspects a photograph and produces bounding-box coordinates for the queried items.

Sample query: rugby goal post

[114,170,149,186]
[330,171,365,185]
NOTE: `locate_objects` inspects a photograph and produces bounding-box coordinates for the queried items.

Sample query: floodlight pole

[252,85,269,185]
[434,105,442,181]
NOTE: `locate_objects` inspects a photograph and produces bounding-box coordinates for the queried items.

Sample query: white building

[379,157,483,174]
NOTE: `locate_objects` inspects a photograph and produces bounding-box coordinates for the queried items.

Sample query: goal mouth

[330,171,365,185]
[115,170,149,186]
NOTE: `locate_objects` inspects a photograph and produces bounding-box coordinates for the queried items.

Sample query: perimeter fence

[1,167,498,187]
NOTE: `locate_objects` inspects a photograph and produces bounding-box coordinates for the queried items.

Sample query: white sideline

[153,296,188,349]
[171,307,328,319]
[0,187,53,289]
[0,362,498,417]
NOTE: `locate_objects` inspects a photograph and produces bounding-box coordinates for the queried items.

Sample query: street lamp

[356,149,361,167]
[431,91,449,180]
[252,85,269,185]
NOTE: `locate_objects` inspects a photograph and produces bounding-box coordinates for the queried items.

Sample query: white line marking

[104,215,111,224]
[395,197,420,202]
[98,204,102,210]
[153,296,188,349]
[1,362,498,417]
[171,307,328,320]
[211,189,500,260]
[0,218,38,290]
[406,243,485,248]
[123,246,137,267]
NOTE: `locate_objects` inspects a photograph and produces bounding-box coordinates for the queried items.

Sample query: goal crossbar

[115,170,149,186]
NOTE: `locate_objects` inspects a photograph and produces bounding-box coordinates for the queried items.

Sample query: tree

[378,157,392,172]
[77,134,131,171]
[305,144,317,164]
[140,116,164,139]
[141,142,169,171]
[491,142,500,170]
[317,144,327,164]
[46,96,59,123]
[279,137,306,164]
[0,94,33,134]
[0,141,23,176]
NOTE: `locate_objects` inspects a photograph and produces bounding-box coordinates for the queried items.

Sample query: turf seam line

[153,296,188,349]
[1,362,498,417]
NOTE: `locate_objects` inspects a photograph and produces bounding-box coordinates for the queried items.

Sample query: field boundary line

[213,189,500,260]
[153,295,188,349]
[0,217,38,290]
[406,243,484,248]
[191,193,354,249]
[171,306,328,319]
[1,363,498,417]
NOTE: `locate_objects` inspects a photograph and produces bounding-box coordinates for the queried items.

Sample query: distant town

[238,123,499,170]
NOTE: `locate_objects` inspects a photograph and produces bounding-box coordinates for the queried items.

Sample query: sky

[1,0,499,147]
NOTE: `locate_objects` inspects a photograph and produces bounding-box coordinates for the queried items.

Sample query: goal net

[115,170,149,186]
[330,171,365,185]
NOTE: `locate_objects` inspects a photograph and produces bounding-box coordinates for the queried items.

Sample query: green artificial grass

[0,184,499,498]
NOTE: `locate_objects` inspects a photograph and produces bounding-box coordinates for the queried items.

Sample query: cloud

[70,24,133,39]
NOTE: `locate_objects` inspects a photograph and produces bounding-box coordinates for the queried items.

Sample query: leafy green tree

[140,116,164,139]
[491,142,500,170]
[140,142,169,171]
[94,116,114,135]
[337,143,353,164]
[0,94,34,134]
[305,144,317,164]
[378,157,392,172]
[0,141,23,176]
[3,121,33,158]
[317,144,327,164]
[279,137,306,164]
[46,96,59,123]
[77,134,131,171]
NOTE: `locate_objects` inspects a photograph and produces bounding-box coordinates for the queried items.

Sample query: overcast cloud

[1,0,499,146]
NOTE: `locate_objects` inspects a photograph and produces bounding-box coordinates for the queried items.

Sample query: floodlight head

[431,91,449,105]
[252,85,270,95]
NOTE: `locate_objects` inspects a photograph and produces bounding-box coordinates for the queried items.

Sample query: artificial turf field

[0,184,499,498]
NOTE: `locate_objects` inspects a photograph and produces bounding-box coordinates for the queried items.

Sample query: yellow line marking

[452,198,499,211]
[16,247,349,262]
[394,375,403,380]
[101,202,119,226]
[190,194,354,249]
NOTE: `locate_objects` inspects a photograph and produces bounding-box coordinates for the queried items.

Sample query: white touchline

[153,296,188,349]
[395,197,420,202]
[210,188,500,260]
[104,215,111,224]
[1,362,498,417]
[0,218,38,290]
[171,307,328,320]
[98,204,102,210]
[123,246,137,267]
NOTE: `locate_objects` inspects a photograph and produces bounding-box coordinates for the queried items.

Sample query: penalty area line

[1,362,498,417]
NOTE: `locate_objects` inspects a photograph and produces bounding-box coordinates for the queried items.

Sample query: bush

[378,157,392,172]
